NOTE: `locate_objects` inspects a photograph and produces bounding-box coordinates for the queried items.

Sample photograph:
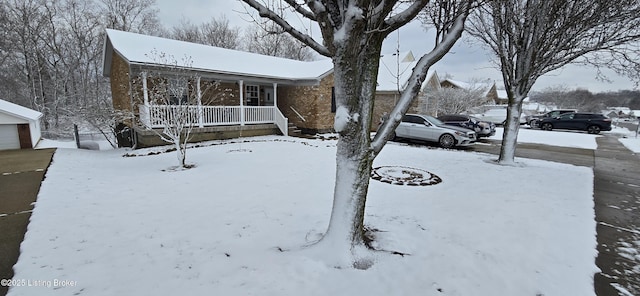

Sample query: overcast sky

[155,0,637,93]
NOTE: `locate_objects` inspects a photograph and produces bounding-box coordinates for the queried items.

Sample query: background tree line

[0,0,312,140]
[529,87,640,112]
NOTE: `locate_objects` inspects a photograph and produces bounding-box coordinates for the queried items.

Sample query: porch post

[273,83,278,108]
[142,72,149,106]
[141,72,151,127]
[196,77,203,128]
[273,82,278,118]
[239,80,245,126]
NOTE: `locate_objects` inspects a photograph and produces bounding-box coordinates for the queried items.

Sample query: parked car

[537,112,612,134]
[390,114,476,148]
[527,109,577,128]
[476,108,507,125]
[474,108,527,126]
[437,114,496,138]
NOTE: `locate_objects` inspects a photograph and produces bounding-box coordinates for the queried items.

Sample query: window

[402,115,424,124]
[559,113,575,120]
[246,84,259,106]
[168,78,188,105]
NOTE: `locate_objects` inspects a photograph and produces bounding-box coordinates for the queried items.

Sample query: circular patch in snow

[371,166,442,186]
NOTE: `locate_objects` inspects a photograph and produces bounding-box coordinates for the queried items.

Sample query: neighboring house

[605,107,633,119]
[0,99,43,150]
[372,52,441,124]
[496,89,509,105]
[440,79,500,104]
[102,29,440,147]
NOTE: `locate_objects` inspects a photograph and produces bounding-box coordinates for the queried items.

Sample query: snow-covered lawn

[620,137,640,153]
[492,127,599,149]
[491,125,640,153]
[10,136,599,296]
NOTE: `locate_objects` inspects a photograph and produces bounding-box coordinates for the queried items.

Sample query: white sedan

[392,114,476,148]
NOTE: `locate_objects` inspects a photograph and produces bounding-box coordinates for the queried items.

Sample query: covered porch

[137,77,289,136]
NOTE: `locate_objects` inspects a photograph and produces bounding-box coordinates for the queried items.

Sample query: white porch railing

[139,105,288,135]
[275,107,288,137]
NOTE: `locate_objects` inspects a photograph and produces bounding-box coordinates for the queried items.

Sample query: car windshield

[423,115,444,125]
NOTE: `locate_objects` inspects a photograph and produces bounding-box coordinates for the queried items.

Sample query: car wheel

[587,125,601,134]
[530,120,538,128]
[541,123,553,131]
[439,134,455,149]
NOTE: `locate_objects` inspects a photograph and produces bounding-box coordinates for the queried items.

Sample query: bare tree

[1,0,160,140]
[140,51,223,169]
[244,22,315,61]
[241,0,475,266]
[429,86,486,115]
[171,16,242,49]
[169,19,202,43]
[141,52,198,168]
[467,0,640,164]
[199,16,242,49]
[529,85,571,108]
[98,0,160,34]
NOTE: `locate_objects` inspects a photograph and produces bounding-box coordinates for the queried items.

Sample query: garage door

[0,124,20,150]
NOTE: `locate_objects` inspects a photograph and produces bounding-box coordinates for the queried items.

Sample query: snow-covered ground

[492,127,599,149]
[490,124,640,153]
[614,124,640,153]
[620,137,640,153]
[8,133,601,296]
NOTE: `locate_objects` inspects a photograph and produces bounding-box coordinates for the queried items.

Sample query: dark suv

[526,109,577,128]
[437,114,496,138]
[538,112,612,134]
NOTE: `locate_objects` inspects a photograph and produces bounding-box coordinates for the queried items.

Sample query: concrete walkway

[593,136,640,295]
[474,135,640,295]
[0,148,55,296]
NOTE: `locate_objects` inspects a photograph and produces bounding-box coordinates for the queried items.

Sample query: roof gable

[0,99,43,121]
[442,79,495,96]
[103,29,333,81]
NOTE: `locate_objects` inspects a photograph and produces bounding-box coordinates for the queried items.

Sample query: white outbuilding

[0,99,43,150]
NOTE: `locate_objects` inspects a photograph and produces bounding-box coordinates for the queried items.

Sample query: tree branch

[240,0,331,57]
[283,0,316,21]
[371,9,469,155]
[383,0,430,33]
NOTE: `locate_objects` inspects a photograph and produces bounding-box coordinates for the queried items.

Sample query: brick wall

[370,91,427,131]
[110,53,132,113]
[201,81,240,106]
[277,73,335,133]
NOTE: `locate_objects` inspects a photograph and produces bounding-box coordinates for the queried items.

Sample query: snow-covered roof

[443,79,495,96]
[103,30,439,91]
[606,107,632,114]
[496,89,508,99]
[0,99,43,121]
[103,29,333,82]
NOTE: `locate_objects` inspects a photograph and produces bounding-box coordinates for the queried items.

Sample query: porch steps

[288,122,302,137]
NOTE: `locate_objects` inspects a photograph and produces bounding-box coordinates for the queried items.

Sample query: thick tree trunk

[498,97,524,164]
[315,39,383,264]
[320,136,373,253]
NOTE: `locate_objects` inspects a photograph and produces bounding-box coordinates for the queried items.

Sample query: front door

[17,124,32,148]
[264,88,274,106]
